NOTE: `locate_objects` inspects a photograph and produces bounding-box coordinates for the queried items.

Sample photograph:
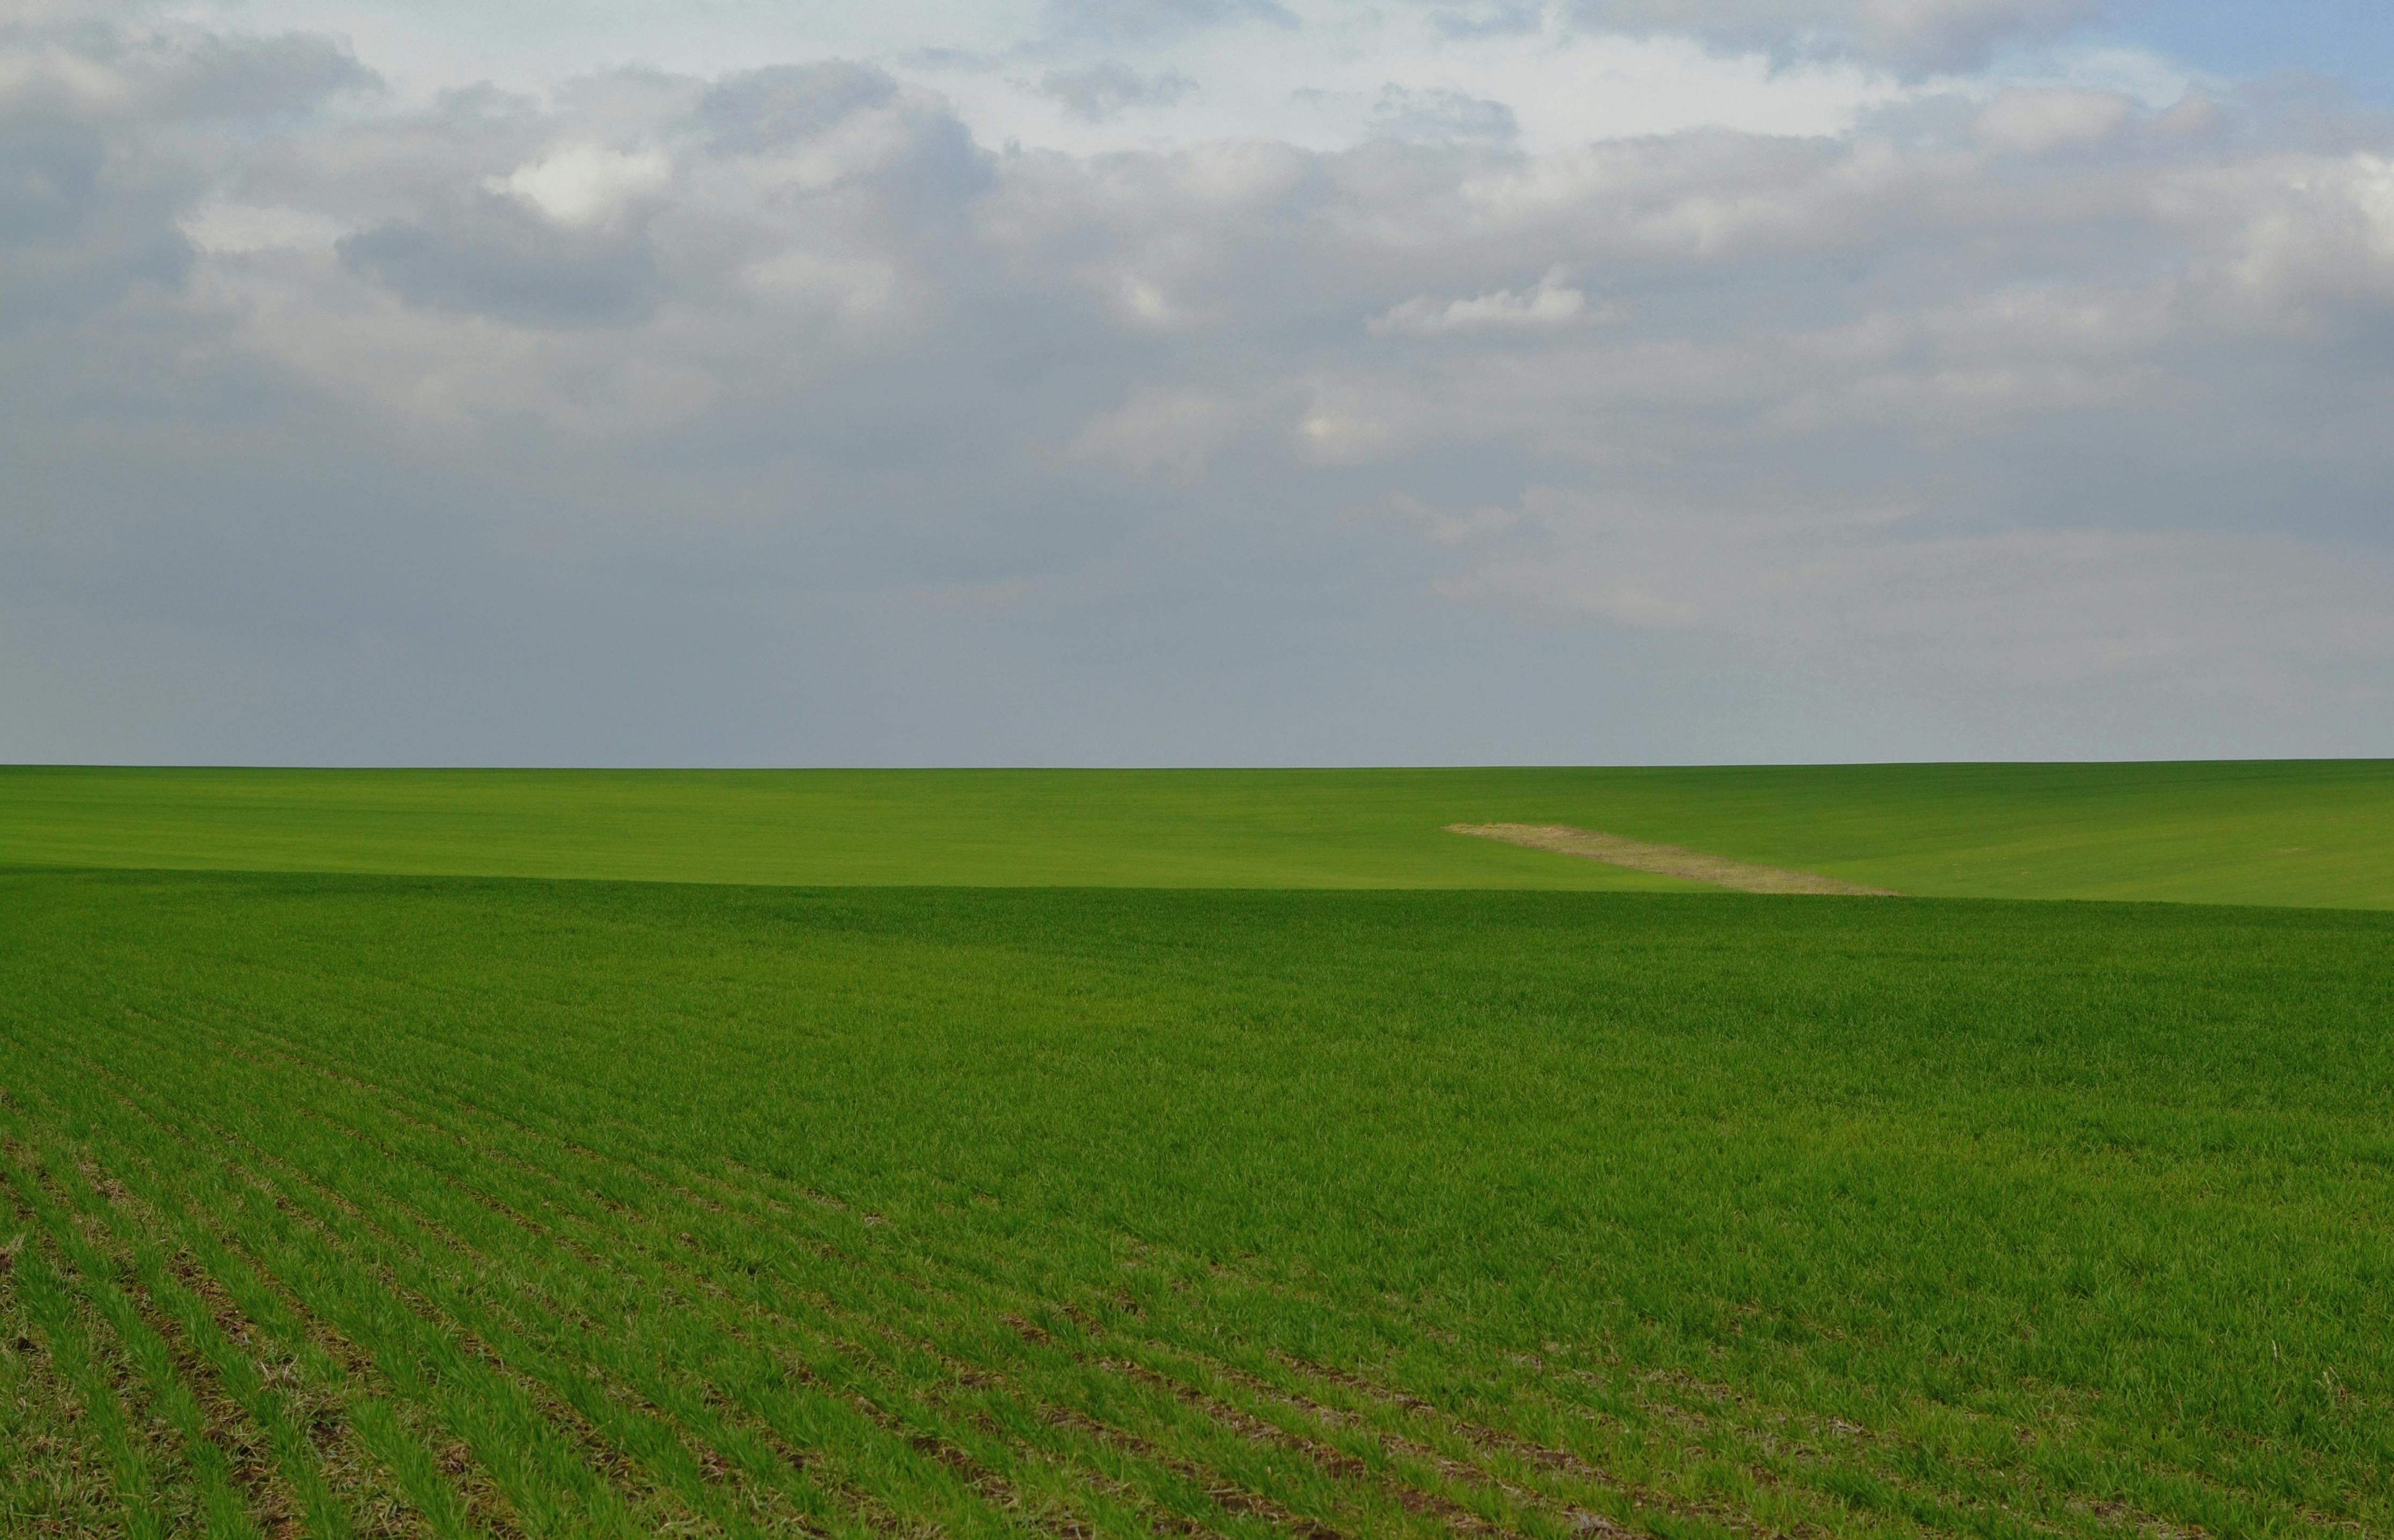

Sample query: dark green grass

[4,867,2389,1536]
[9,759,2394,904]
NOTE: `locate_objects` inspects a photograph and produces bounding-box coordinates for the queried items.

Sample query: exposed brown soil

[1447,824,1899,896]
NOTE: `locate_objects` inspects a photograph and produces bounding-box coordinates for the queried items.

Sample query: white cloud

[1973,87,2132,155]
[1293,400,1396,464]
[179,200,348,254]
[487,143,671,227]
[1371,266,1601,335]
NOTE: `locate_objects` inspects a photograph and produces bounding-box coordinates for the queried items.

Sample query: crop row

[3,970,2366,1540]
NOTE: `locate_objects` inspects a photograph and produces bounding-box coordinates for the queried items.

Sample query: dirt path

[1446,823,1900,896]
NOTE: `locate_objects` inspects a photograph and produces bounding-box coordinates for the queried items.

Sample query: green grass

[5,763,2390,1534]
[4,866,2391,1538]
[9,759,2394,904]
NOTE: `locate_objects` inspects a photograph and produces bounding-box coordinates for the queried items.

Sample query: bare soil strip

[1446,824,1899,896]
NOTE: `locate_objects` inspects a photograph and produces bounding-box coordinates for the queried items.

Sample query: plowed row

[0,1043,1895,1540]
[4,871,2388,1537]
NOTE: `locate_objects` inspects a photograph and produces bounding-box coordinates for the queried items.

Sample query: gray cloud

[338,195,666,328]
[1573,0,2105,76]
[144,31,380,120]
[0,25,374,326]
[6,12,2394,765]
[1039,0,1298,47]
[0,124,194,322]
[1038,63,1199,122]
[1425,2,1548,41]
[695,62,900,153]
[1371,86,1520,144]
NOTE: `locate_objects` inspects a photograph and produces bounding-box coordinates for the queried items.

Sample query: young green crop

[7,759,2394,904]
[3,866,2389,1537]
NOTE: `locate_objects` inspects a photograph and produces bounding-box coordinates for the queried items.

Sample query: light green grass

[4,868,2390,1537]
[8,760,2394,904]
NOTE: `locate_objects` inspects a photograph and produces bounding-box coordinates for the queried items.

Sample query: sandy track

[1447,823,1900,896]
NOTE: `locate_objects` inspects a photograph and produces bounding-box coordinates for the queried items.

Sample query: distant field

[8,760,2394,904]
[4,868,2390,1536]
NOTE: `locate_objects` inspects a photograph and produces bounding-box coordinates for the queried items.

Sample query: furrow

[327,1105,1408,1537]
[213,1030,1641,1537]
[160,1249,428,1540]
[31,1030,953,1540]
[219,1025,1888,1538]
[0,1147,187,1540]
[269,1105,1143,1539]
[23,958,2336,1540]
[84,1106,716,1538]
[0,1043,565,1540]
[1,1194,133,1536]
[38,1104,469,1538]
[260,1058,1772,1533]
[159,1025,1340,1540]
[36,1140,355,1540]
[256,1142,917,1540]
[50,1086,892,1540]
[3,1138,261,1539]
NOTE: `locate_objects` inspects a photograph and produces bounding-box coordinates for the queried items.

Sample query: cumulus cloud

[0,22,376,325]
[6,5,2394,764]
[487,144,672,227]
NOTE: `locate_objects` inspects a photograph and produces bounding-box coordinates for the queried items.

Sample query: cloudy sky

[8,1,2394,766]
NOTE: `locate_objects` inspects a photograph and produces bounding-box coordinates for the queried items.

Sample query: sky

[6,1,2394,767]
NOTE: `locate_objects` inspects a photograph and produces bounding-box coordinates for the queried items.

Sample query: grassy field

[4,763,2390,1536]
[8,759,2394,904]
[5,864,2392,1537]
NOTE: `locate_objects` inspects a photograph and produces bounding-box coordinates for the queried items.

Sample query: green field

[8,759,2394,904]
[4,765,2392,1537]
